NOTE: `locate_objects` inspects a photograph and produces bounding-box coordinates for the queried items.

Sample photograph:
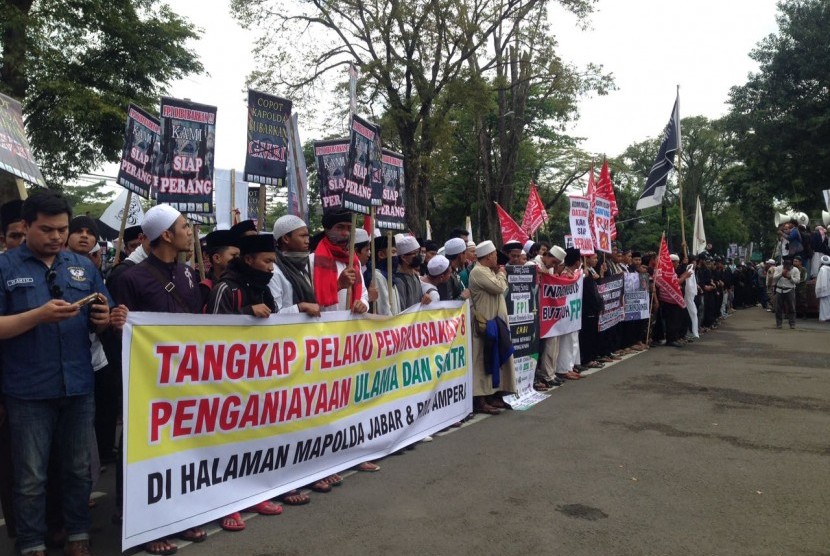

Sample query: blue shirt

[0,245,113,399]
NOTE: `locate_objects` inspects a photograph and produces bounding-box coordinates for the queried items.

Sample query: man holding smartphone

[0,191,112,556]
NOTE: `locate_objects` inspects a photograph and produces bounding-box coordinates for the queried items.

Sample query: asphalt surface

[2,307,829,555]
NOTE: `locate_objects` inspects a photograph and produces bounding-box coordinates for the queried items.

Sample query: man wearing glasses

[0,190,112,556]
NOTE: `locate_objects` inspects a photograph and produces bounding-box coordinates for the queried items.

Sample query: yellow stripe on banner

[127,307,469,463]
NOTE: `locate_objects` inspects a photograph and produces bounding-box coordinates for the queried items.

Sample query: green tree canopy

[725,0,830,214]
[0,0,204,184]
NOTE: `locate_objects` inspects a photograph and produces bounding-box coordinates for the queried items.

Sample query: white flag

[693,196,706,255]
[214,169,249,230]
[465,216,473,243]
[426,220,432,241]
[99,188,144,232]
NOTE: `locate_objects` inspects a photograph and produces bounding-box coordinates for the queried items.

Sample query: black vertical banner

[156,97,217,215]
[377,149,406,230]
[247,187,261,227]
[314,138,349,214]
[506,265,539,359]
[116,104,159,198]
[243,90,292,186]
[343,114,378,214]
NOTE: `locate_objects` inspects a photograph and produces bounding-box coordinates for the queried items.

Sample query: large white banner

[121,303,472,549]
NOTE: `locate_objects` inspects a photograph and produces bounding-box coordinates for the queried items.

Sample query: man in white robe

[815,255,830,322]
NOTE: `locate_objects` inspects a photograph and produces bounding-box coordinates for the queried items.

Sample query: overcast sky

[154,0,781,174]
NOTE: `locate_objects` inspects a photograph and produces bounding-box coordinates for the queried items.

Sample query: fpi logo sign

[568,299,582,321]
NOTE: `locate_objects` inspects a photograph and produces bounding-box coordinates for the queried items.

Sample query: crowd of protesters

[1,190,828,556]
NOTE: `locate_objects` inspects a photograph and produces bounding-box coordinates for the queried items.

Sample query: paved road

[2,307,829,555]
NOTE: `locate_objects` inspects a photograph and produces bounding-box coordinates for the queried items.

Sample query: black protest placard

[343,114,379,214]
[243,90,292,186]
[155,97,217,214]
[247,186,261,227]
[377,149,406,230]
[116,104,160,198]
[314,138,349,213]
[597,274,625,332]
[0,92,46,187]
[506,265,539,359]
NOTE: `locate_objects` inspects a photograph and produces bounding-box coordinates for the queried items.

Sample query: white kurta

[685,271,699,338]
[815,265,830,322]
[555,331,580,373]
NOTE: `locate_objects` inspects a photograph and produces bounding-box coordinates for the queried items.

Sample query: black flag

[637,93,680,210]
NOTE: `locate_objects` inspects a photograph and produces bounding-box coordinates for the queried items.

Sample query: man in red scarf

[312,209,369,313]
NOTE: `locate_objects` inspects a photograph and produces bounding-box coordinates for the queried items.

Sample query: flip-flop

[143,539,178,555]
[357,461,380,472]
[219,512,246,532]
[310,480,332,493]
[176,527,207,542]
[322,474,343,487]
[279,490,311,505]
[246,500,283,515]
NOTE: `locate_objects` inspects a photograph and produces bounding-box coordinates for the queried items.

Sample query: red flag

[520,182,548,236]
[655,234,686,308]
[596,159,618,239]
[495,202,529,245]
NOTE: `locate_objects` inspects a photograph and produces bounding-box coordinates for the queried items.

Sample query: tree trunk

[0,0,34,100]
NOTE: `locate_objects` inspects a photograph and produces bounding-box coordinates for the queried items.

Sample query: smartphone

[74,293,104,307]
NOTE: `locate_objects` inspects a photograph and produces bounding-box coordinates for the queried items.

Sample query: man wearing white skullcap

[421,255,451,303]
[815,254,830,321]
[109,204,207,549]
[394,234,429,309]
[534,245,566,388]
[440,238,470,301]
[111,205,202,313]
[269,215,321,318]
[468,240,516,413]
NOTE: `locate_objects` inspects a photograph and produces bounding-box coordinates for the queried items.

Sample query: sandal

[487,397,507,409]
[219,512,245,532]
[144,539,178,555]
[279,490,310,505]
[322,474,343,487]
[246,500,282,515]
[176,527,207,543]
[473,403,500,415]
[533,381,549,391]
[357,461,380,472]
[310,480,332,493]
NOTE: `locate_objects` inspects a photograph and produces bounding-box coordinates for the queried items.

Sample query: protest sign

[314,138,349,213]
[597,274,625,331]
[155,97,217,214]
[0,92,46,187]
[243,90,291,186]
[116,104,160,198]
[247,186,261,228]
[121,303,471,550]
[568,196,594,255]
[377,149,406,230]
[594,198,612,253]
[503,266,546,410]
[539,271,583,338]
[623,272,650,321]
[343,114,380,214]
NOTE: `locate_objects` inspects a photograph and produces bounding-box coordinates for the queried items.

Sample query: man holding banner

[110,204,207,552]
[311,209,368,314]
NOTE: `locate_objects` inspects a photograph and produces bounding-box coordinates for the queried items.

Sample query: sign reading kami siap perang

[117,104,160,198]
[155,97,217,214]
[121,303,472,550]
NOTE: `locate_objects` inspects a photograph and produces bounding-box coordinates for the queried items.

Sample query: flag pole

[675,85,687,259]
[116,191,132,261]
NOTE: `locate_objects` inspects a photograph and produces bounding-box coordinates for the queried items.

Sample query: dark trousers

[94,364,119,462]
[579,315,600,364]
[664,303,686,343]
